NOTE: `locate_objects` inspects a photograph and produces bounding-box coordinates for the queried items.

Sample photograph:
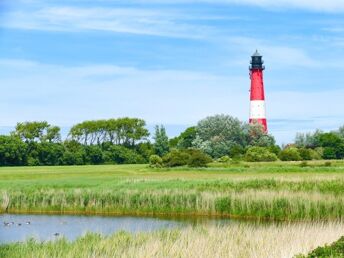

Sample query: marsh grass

[1,221,344,258]
[2,163,344,220]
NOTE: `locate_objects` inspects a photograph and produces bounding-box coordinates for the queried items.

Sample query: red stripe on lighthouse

[250,70,265,100]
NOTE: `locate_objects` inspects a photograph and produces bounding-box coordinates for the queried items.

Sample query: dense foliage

[245,147,278,162]
[300,236,344,258]
[0,119,150,166]
[192,115,276,159]
[1,114,344,166]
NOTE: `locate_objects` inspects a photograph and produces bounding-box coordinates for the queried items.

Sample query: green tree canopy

[192,115,275,158]
[153,125,169,157]
[69,118,149,146]
[13,121,61,143]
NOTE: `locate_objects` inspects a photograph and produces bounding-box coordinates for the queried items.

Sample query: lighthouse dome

[252,50,261,57]
[250,50,264,70]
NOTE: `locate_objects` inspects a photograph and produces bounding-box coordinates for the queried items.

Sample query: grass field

[1,160,344,220]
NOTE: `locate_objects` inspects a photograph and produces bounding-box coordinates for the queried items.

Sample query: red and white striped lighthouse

[249,50,267,132]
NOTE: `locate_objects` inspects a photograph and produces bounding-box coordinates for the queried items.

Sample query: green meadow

[1,160,344,220]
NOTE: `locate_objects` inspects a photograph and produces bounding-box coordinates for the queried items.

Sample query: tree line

[0,114,343,167]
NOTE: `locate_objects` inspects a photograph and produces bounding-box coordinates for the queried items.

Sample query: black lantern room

[249,50,265,70]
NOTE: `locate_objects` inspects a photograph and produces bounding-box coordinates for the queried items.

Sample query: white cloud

[124,0,344,12]
[0,59,248,126]
[2,6,213,38]
[226,37,320,68]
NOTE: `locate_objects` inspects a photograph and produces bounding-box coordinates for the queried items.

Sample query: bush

[299,161,309,167]
[323,147,337,160]
[324,161,332,167]
[309,148,322,160]
[85,145,104,165]
[161,149,212,168]
[298,148,312,160]
[186,149,212,167]
[162,149,189,167]
[104,145,145,164]
[0,136,28,166]
[217,155,230,163]
[300,236,344,258]
[245,147,278,162]
[279,147,301,161]
[149,155,163,168]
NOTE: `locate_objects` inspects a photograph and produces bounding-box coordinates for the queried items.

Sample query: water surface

[0,214,184,244]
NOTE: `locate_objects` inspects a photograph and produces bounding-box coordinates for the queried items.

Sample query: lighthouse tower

[249,50,267,132]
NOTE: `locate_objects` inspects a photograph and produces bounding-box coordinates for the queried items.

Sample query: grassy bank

[1,221,343,258]
[1,161,344,220]
[300,235,344,258]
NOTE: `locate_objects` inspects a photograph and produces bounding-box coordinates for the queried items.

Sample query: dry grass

[1,221,344,258]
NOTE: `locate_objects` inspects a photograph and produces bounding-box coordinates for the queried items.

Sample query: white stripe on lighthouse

[250,100,266,119]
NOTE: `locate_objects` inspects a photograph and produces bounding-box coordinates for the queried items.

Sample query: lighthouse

[249,50,267,132]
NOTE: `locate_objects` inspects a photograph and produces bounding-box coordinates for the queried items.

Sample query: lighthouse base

[249,118,267,132]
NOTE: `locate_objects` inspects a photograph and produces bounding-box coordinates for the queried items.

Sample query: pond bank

[1,218,343,258]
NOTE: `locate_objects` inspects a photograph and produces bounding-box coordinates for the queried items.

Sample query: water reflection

[0,214,182,244]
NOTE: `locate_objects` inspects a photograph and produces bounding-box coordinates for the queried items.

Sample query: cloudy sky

[1,0,344,143]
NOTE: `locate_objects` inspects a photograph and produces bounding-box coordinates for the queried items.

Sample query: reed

[1,221,343,258]
[2,163,344,220]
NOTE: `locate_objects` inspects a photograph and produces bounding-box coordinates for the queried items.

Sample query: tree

[193,115,246,158]
[36,142,64,165]
[0,136,27,166]
[153,125,169,157]
[103,145,145,164]
[246,123,275,147]
[44,126,61,143]
[85,145,104,165]
[169,127,197,149]
[13,121,60,143]
[69,118,149,146]
[294,130,323,148]
[317,132,344,159]
[193,115,274,158]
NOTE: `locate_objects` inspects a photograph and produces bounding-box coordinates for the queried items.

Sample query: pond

[0,214,235,244]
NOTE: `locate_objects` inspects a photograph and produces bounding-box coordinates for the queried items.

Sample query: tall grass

[2,163,344,220]
[1,221,344,258]
[2,188,344,220]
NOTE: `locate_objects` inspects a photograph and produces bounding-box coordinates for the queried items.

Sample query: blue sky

[1,0,344,143]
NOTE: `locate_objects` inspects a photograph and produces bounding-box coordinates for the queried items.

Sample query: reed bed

[1,221,344,258]
[2,163,344,220]
[2,188,344,220]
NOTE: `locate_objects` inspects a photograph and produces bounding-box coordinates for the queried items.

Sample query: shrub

[324,161,332,167]
[104,145,145,164]
[186,149,212,167]
[314,147,324,159]
[309,149,322,160]
[149,155,163,168]
[217,155,231,163]
[279,147,301,161]
[85,145,104,165]
[323,147,337,160]
[245,147,278,162]
[162,149,189,167]
[298,148,312,161]
[0,136,28,166]
[301,236,344,258]
[299,161,309,167]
